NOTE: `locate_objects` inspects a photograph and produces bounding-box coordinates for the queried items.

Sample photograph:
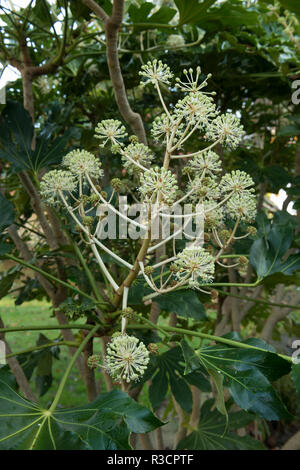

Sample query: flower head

[203,201,224,229]
[139,59,173,87]
[175,92,217,126]
[40,170,77,205]
[122,143,154,174]
[105,334,150,383]
[151,114,184,143]
[139,167,178,205]
[63,149,103,178]
[173,247,215,285]
[175,67,213,94]
[226,192,257,222]
[166,34,185,48]
[187,151,222,176]
[187,176,220,202]
[220,170,254,194]
[206,113,244,148]
[95,119,127,147]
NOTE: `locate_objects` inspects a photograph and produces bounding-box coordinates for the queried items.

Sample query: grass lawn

[0,297,104,408]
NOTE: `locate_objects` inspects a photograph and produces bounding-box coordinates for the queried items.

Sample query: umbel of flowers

[40,60,257,384]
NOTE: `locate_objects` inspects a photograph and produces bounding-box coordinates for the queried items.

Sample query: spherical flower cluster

[122,143,154,173]
[187,176,220,202]
[226,192,257,222]
[220,170,254,194]
[95,119,127,147]
[105,334,150,383]
[175,92,217,126]
[187,151,222,176]
[139,59,173,86]
[63,149,103,178]
[173,247,215,285]
[151,114,184,143]
[40,170,76,205]
[139,167,178,205]
[166,34,185,49]
[203,201,224,230]
[206,113,244,148]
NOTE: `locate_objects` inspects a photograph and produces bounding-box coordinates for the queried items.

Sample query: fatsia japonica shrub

[40,61,257,386]
[1,62,297,451]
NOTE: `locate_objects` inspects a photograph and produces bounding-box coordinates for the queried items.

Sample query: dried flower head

[40,170,77,205]
[63,149,103,179]
[139,167,178,205]
[139,59,173,86]
[105,334,150,383]
[95,119,127,147]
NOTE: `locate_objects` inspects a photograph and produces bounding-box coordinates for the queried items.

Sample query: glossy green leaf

[291,363,300,393]
[250,211,300,279]
[177,399,265,450]
[0,101,70,173]
[175,0,216,26]
[155,290,207,320]
[0,193,15,234]
[0,380,163,450]
[141,346,210,412]
[181,339,291,420]
[0,272,18,301]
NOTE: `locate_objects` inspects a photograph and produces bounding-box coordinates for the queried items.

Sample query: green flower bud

[144,266,155,275]
[83,216,93,226]
[87,354,101,369]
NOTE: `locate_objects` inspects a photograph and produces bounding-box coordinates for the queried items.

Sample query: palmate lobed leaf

[250,210,300,280]
[0,101,70,173]
[138,346,211,412]
[180,339,292,421]
[0,379,163,450]
[177,399,265,450]
[155,290,207,321]
[0,193,15,234]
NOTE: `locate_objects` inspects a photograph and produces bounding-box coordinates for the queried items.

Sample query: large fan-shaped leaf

[180,339,291,421]
[139,346,211,412]
[177,399,265,450]
[250,211,300,279]
[0,193,15,234]
[0,101,70,173]
[0,379,163,450]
